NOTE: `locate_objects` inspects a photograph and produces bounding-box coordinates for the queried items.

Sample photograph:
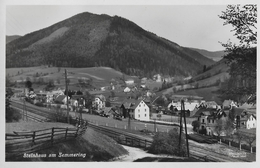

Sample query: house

[120,99,150,121]
[231,107,256,129]
[153,74,163,82]
[93,94,106,110]
[125,79,134,85]
[124,87,131,93]
[195,108,228,136]
[167,100,199,116]
[246,114,256,129]
[200,101,219,109]
[222,99,237,109]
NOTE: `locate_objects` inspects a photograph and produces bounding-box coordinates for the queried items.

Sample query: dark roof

[231,107,246,116]
[121,99,143,110]
[191,108,216,117]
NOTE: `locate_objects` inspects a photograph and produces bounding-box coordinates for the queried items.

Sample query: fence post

[32,131,36,145]
[65,127,68,140]
[51,128,54,145]
[229,141,231,147]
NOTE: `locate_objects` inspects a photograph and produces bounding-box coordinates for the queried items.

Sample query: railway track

[9,100,251,162]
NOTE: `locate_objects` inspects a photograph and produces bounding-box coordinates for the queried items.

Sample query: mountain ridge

[6,12,215,78]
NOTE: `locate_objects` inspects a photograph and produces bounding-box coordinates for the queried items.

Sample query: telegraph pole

[178,99,190,157]
[65,69,70,124]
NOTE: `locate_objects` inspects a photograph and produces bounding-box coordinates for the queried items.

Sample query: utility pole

[128,110,131,129]
[65,69,70,124]
[178,100,190,157]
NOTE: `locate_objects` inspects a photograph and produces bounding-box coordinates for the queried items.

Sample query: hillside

[6,122,128,161]
[6,12,214,77]
[189,48,226,62]
[6,35,21,44]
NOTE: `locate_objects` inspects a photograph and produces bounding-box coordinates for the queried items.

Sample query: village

[12,71,256,145]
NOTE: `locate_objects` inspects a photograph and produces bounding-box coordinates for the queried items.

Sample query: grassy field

[174,86,222,104]
[6,66,140,91]
[6,121,128,161]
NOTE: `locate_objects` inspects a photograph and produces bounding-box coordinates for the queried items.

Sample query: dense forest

[6,12,215,78]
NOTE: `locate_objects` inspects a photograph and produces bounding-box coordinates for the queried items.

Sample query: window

[138,109,140,112]
[145,114,147,117]
[212,120,214,123]
[139,105,141,107]
[138,114,140,118]
[145,109,146,112]
[202,119,204,123]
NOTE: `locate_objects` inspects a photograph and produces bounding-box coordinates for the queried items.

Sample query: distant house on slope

[125,79,134,85]
[222,99,238,110]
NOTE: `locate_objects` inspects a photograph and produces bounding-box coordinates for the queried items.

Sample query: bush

[148,128,187,156]
[35,102,45,107]
[6,107,22,122]
[192,120,200,132]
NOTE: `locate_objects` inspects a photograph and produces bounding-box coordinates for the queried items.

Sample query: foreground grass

[6,122,128,161]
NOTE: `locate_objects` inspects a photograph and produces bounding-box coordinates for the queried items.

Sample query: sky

[4,1,246,51]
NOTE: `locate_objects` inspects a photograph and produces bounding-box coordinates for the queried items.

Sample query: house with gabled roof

[193,107,228,136]
[93,94,106,110]
[231,107,256,129]
[120,99,150,121]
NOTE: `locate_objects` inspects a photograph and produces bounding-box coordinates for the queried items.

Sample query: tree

[215,119,225,138]
[192,120,201,132]
[25,80,32,89]
[148,128,187,156]
[234,130,245,150]
[219,5,257,103]
[244,134,256,153]
[110,91,115,98]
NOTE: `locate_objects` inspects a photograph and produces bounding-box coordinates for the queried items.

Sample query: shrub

[192,120,201,132]
[148,128,187,156]
[6,107,22,122]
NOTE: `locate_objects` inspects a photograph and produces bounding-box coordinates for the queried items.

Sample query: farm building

[120,99,150,121]
[194,108,229,136]
[93,94,106,110]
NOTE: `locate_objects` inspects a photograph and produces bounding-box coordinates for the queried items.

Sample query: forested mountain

[6,35,21,44]
[188,47,226,62]
[6,12,215,77]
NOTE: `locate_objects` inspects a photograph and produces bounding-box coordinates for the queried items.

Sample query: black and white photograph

[2,0,258,166]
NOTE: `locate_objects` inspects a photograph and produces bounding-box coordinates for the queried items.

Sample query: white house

[125,79,134,85]
[246,114,256,129]
[93,94,106,110]
[121,99,150,121]
[124,87,131,93]
[133,100,150,121]
[167,100,199,112]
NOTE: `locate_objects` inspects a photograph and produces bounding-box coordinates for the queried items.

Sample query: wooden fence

[6,123,87,159]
